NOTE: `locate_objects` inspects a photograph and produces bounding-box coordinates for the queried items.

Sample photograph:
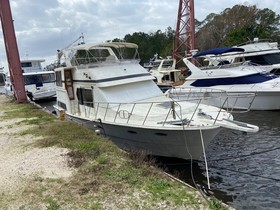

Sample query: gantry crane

[0,0,27,102]
[172,0,195,65]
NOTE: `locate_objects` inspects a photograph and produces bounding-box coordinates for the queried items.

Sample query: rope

[200,129,210,189]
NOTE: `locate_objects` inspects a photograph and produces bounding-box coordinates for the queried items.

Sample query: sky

[0,0,279,71]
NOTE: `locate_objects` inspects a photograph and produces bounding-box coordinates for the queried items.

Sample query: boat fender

[97,118,106,137]
[95,130,101,135]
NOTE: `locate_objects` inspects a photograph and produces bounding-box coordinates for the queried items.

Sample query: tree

[122,28,175,65]
[195,5,280,50]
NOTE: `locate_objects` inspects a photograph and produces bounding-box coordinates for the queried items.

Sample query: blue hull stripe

[191,73,278,87]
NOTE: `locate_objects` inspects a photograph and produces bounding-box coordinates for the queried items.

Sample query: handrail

[167,87,256,113]
[74,87,258,129]
[76,99,219,128]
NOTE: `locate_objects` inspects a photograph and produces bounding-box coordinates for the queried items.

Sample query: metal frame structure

[0,0,27,102]
[173,0,195,65]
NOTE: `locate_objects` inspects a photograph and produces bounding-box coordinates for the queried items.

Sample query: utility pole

[173,0,195,65]
[0,0,27,102]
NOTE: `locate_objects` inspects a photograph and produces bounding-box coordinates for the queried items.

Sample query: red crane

[0,0,27,102]
[172,0,195,65]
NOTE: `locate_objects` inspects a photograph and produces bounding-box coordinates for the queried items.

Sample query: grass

[0,97,229,210]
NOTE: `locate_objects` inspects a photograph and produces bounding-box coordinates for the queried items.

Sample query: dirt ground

[0,95,75,209]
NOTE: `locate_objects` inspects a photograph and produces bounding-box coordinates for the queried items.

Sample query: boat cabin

[21,59,45,73]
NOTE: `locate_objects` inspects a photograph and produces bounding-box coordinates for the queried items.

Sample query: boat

[0,67,6,94]
[198,38,280,75]
[168,55,280,110]
[144,54,184,92]
[21,59,56,100]
[53,40,258,160]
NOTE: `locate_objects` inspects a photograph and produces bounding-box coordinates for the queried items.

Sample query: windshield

[245,53,280,65]
[24,73,55,85]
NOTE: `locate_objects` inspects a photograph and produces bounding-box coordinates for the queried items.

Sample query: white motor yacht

[22,59,56,100]
[144,54,182,91]
[197,38,280,75]
[53,41,258,160]
[168,56,280,110]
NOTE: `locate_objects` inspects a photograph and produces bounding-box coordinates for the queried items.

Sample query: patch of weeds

[45,196,60,210]
[17,205,27,210]
[91,202,102,210]
[2,103,46,120]
[147,178,171,195]
[96,154,108,164]
[104,166,143,186]
[16,116,55,125]
[145,178,201,207]
[209,196,228,210]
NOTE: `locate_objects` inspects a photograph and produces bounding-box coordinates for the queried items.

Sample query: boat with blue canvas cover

[197,38,280,75]
[167,54,280,110]
[53,40,258,160]
[193,47,245,59]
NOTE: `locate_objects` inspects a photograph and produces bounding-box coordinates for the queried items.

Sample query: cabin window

[162,60,173,68]
[88,49,110,62]
[72,49,111,65]
[21,62,32,68]
[55,71,62,86]
[245,53,280,65]
[24,75,43,86]
[77,88,93,107]
[0,74,5,86]
[42,73,55,83]
[111,47,136,60]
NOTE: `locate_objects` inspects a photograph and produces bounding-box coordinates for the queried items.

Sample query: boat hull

[64,113,222,160]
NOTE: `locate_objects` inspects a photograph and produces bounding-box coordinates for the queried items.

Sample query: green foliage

[122,27,175,65]
[91,202,102,210]
[195,4,280,50]
[147,178,171,195]
[1,101,54,124]
[209,196,228,210]
[45,196,60,210]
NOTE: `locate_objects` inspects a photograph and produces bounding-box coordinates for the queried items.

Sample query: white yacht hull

[63,112,221,160]
[233,91,280,110]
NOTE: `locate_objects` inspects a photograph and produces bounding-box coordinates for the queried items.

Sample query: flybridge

[57,42,140,67]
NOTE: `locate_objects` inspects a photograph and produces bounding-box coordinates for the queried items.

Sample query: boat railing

[77,97,233,128]
[166,87,256,113]
[200,61,246,70]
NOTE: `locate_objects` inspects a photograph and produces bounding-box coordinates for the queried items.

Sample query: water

[37,100,280,209]
[157,111,280,210]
